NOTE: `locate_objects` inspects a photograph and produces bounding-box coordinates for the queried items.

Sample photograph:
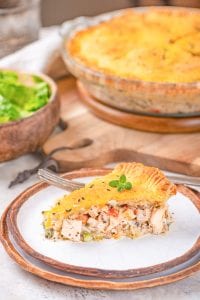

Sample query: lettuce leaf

[0,70,51,123]
[0,95,21,123]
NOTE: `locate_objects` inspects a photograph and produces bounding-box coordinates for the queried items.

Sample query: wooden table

[0,77,200,299]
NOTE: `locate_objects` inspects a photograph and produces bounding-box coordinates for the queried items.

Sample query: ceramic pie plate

[1,169,200,289]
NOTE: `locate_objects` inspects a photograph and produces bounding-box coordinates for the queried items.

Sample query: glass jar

[0,0,41,58]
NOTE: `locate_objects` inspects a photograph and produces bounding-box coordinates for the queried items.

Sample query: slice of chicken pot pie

[43,163,176,242]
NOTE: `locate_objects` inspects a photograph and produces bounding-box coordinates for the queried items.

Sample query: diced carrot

[78,214,89,224]
[108,207,119,217]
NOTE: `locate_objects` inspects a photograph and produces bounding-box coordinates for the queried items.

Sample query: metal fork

[38,168,85,192]
[38,168,200,192]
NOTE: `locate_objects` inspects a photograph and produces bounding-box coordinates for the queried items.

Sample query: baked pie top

[43,162,176,228]
[67,9,200,83]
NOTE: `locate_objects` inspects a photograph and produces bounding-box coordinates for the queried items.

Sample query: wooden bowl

[0,71,60,162]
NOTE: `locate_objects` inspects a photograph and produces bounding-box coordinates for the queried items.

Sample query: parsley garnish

[109,175,132,192]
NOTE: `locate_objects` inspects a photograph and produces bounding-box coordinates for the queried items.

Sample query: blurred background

[0,0,199,58]
[41,0,200,26]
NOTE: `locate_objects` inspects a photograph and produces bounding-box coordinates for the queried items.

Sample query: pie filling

[43,162,176,243]
[44,201,172,242]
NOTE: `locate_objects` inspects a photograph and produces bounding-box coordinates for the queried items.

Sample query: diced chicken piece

[137,208,152,222]
[87,217,107,233]
[136,210,145,222]
[120,219,130,231]
[108,200,117,207]
[98,211,109,224]
[52,219,63,231]
[129,224,140,236]
[144,208,152,221]
[150,208,165,234]
[96,221,107,231]
[107,216,120,230]
[101,206,109,213]
[87,217,98,228]
[88,206,99,218]
[123,208,136,220]
[61,220,82,241]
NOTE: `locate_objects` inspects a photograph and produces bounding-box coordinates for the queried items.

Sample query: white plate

[8,170,200,278]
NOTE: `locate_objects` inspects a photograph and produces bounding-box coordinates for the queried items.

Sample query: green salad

[0,70,51,123]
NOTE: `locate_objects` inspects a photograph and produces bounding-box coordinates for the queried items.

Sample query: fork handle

[38,169,84,191]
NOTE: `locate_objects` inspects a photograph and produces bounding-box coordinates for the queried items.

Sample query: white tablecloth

[0,26,68,79]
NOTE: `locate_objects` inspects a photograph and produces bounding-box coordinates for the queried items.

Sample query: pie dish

[43,162,176,242]
[61,7,200,116]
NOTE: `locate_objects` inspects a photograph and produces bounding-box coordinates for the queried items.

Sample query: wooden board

[42,77,200,176]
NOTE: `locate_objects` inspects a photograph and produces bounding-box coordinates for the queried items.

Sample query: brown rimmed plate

[5,169,200,280]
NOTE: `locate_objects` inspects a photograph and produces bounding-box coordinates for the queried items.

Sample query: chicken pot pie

[43,163,176,242]
[67,9,200,84]
[63,8,200,115]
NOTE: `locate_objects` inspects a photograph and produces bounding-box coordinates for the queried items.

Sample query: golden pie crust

[67,8,200,83]
[43,162,176,228]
